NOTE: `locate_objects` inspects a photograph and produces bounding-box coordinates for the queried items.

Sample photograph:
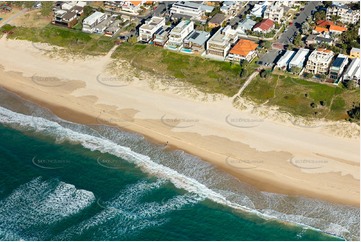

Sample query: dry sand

[0,37,359,206]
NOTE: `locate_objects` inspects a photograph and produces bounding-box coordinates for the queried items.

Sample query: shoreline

[0,38,359,207]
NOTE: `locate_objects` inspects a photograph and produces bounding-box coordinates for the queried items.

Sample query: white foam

[0,107,349,240]
[0,177,95,240]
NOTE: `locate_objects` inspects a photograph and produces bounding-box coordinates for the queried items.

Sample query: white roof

[344,58,360,80]
[277,50,295,67]
[83,11,105,26]
[289,48,310,67]
[76,1,87,7]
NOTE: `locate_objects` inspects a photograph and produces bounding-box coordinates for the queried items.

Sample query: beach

[0,37,359,207]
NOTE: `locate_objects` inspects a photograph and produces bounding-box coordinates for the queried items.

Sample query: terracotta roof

[329,24,347,32]
[314,26,329,33]
[130,1,142,6]
[230,39,258,57]
[316,20,334,27]
[253,19,274,31]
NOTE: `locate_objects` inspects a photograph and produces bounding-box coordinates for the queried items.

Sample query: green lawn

[2,24,115,55]
[112,43,246,96]
[243,73,359,121]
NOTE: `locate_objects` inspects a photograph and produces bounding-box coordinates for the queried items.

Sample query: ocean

[0,87,358,240]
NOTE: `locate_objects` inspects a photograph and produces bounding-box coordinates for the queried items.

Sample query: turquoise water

[0,88,358,240]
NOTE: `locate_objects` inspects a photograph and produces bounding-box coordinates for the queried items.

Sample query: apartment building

[166,20,194,49]
[305,49,334,75]
[170,1,214,21]
[183,30,210,54]
[326,4,360,24]
[206,25,238,59]
[139,16,165,42]
[220,1,241,16]
[82,12,108,33]
[263,2,284,24]
[329,54,349,81]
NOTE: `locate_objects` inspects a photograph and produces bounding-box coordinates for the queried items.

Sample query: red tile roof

[329,25,347,32]
[230,39,258,57]
[253,19,274,31]
[316,20,334,27]
[314,26,329,33]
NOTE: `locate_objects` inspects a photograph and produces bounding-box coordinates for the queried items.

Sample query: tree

[314,11,326,22]
[260,70,271,78]
[240,69,248,78]
[301,22,310,35]
[83,6,93,17]
[293,34,302,46]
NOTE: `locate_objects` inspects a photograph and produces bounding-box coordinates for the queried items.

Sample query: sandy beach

[0,37,359,206]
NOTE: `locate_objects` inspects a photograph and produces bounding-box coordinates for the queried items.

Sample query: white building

[277,50,295,69]
[263,2,284,24]
[326,4,360,24]
[82,11,108,33]
[250,1,269,18]
[166,20,194,49]
[288,48,310,71]
[220,1,241,16]
[139,16,165,42]
[305,49,334,75]
[206,25,238,59]
[170,1,214,21]
[343,58,360,85]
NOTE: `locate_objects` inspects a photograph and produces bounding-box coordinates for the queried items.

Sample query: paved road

[278,1,322,45]
[0,8,28,27]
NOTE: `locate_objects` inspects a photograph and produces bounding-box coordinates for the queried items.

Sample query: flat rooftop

[184,30,210,46]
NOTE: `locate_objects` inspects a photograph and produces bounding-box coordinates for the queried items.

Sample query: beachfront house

[82,11,108,33]
[329,54,349,81]
[343,58,360,85]
[52,2,84,28]
[153,28,170,47]
[288,48,310,72]
[227,39,258,62]
[305,49,334,75]
[139,16,165,42]
[206,25,238,59]
[182,30,210,54]
[165,20,194,50]
[276,50,296,70]
[104,20,121,37]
